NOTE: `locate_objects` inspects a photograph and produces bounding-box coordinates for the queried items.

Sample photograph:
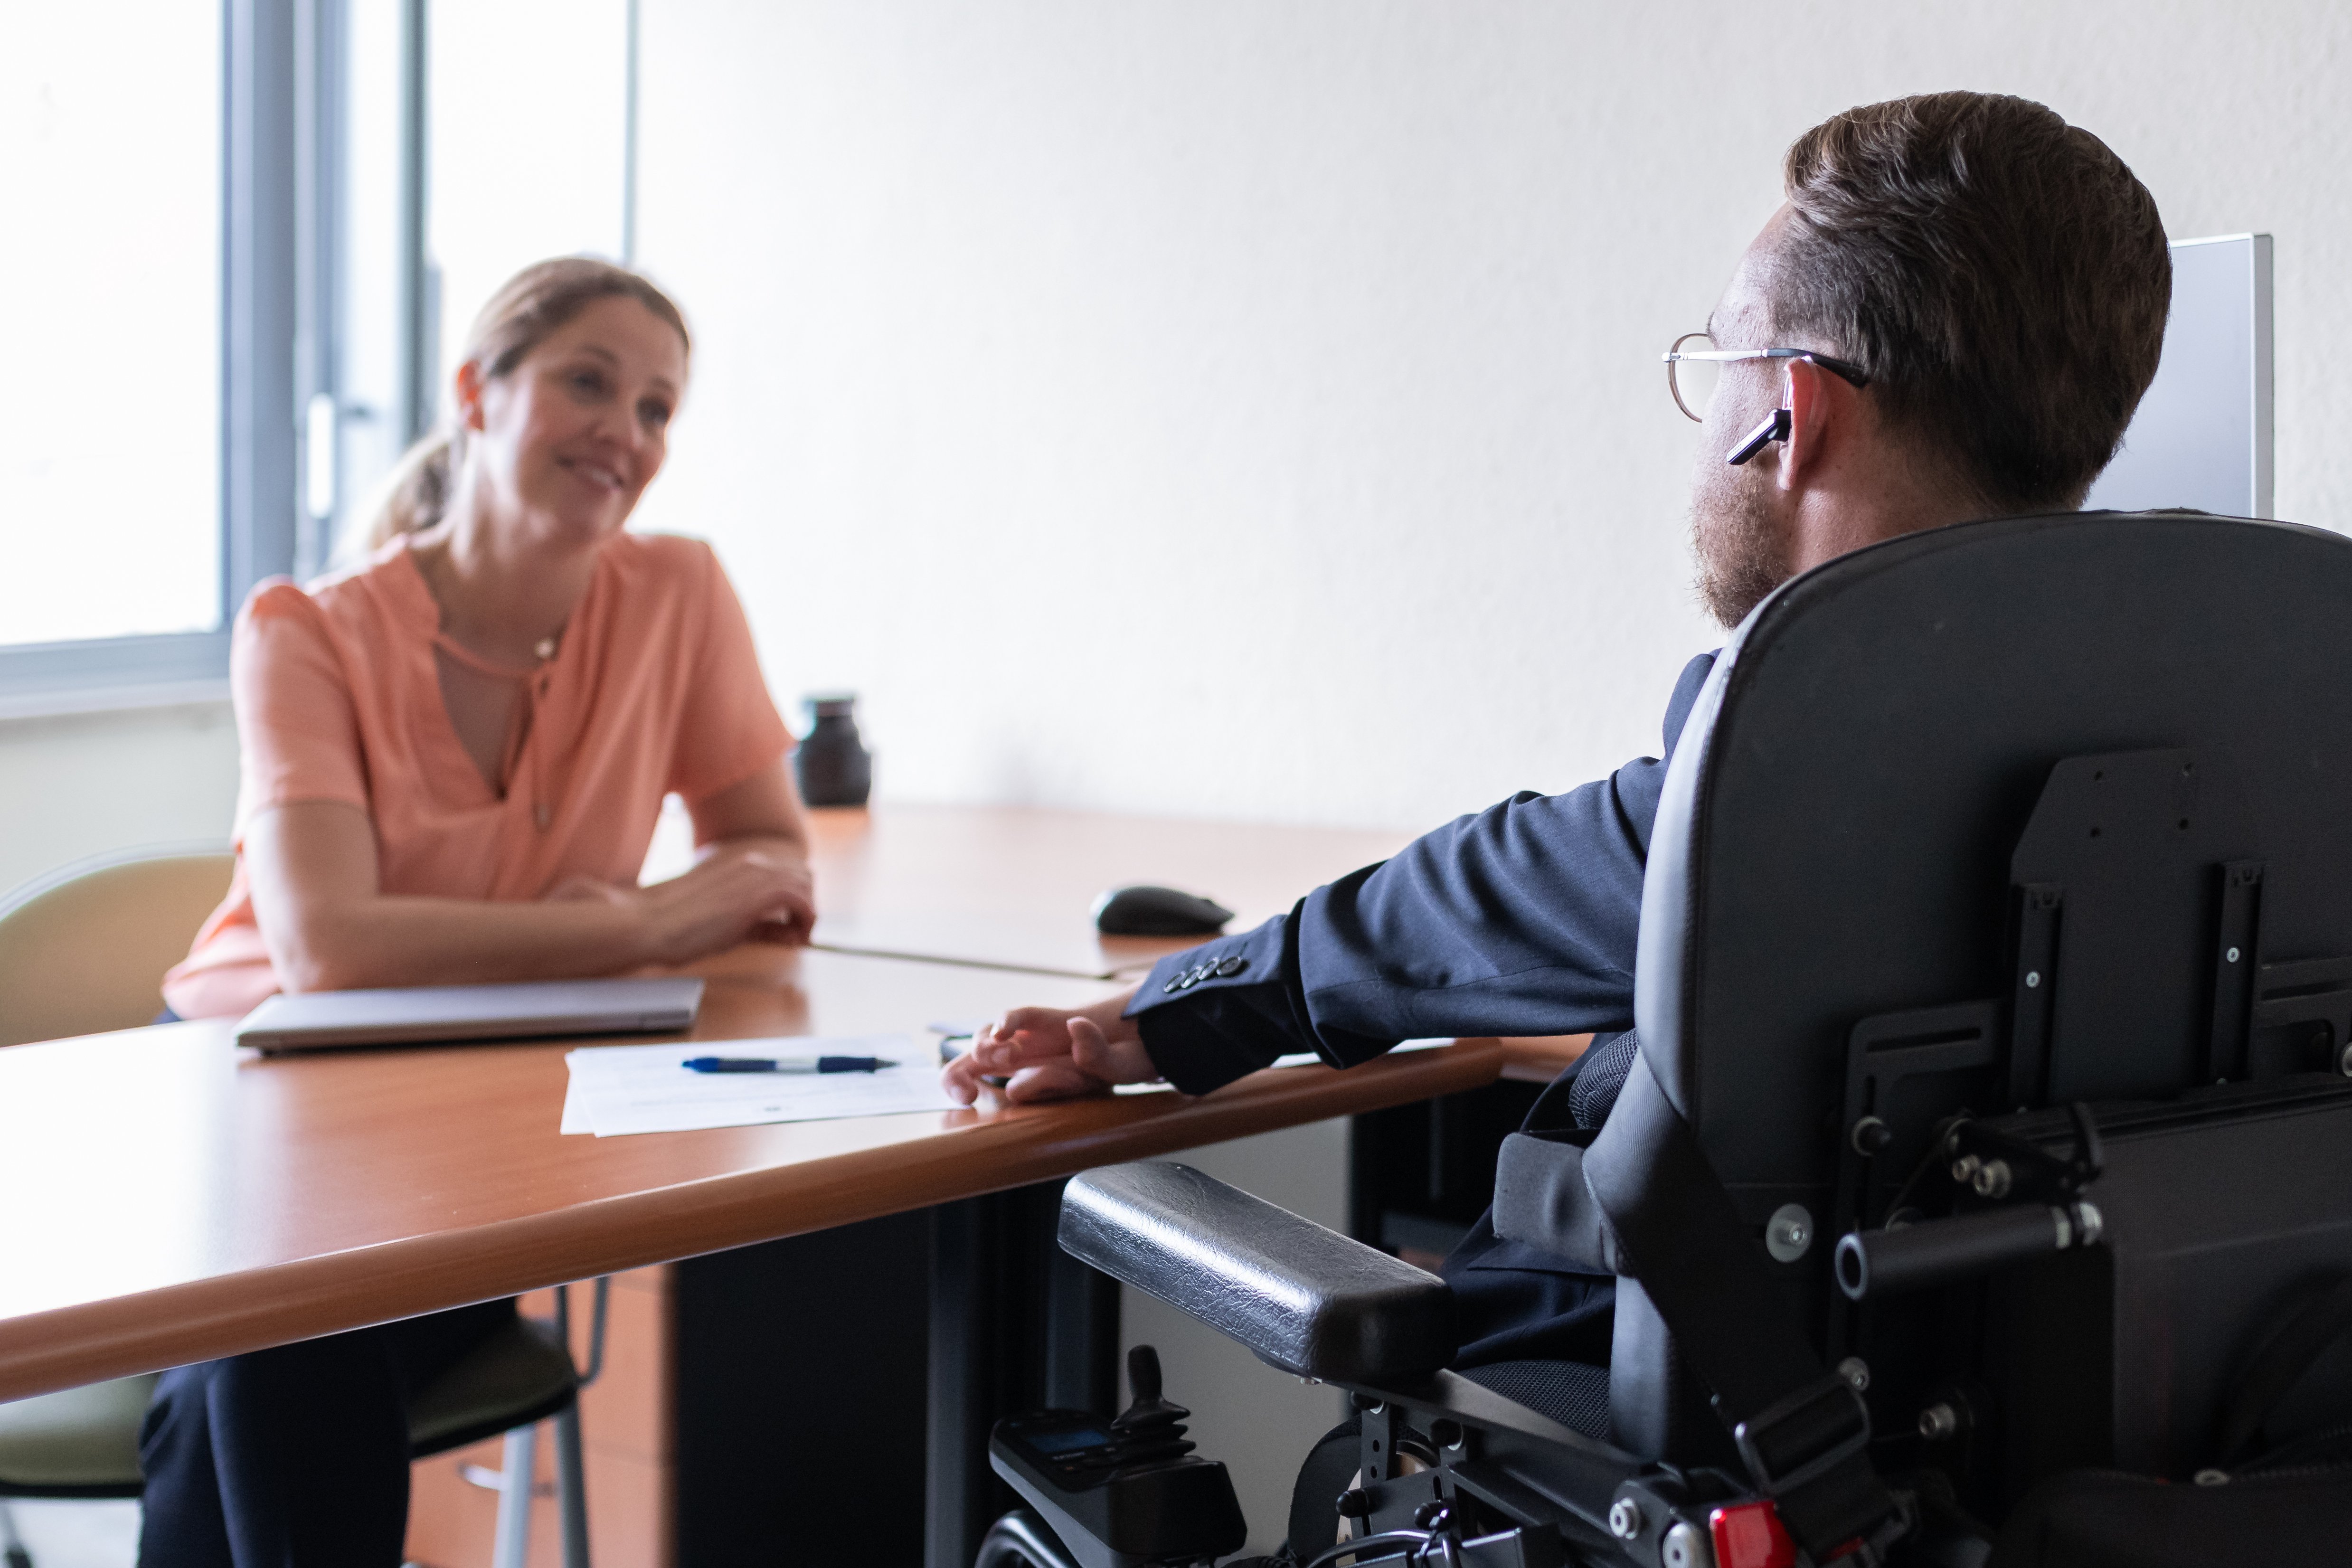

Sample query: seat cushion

[0,1374,157,1495]
[1458,1358,1611,1439]
[407,1315,578,1458]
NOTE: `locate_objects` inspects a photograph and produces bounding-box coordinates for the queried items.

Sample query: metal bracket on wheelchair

[1943,1101,2103,1204]
[1833,1103,2110,1301]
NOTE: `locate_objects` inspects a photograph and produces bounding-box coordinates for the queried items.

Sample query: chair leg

[0,1500,32,1568]
[491,1423,538,1568]
[555,1402,591,1568]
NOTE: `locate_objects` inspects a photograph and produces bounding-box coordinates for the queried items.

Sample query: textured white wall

[13,1,2352,892]
[0,704,238,898]
[632,0,2351,835]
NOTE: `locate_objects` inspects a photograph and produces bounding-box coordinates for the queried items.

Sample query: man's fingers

[1069,1015,1156,1085]
[939,1052,988,1105]
[1004,1058,1109,1103]
[973,1023,1075,1070]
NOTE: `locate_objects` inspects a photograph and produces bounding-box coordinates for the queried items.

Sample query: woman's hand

[940,988,1159,1105]
[639,845,816,962]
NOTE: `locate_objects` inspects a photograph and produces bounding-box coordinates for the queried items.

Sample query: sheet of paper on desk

[561,1035,955,1136]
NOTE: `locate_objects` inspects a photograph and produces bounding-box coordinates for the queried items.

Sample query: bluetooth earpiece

[1728,406,1793,466]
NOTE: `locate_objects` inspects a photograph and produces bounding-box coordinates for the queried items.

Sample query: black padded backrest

[1605,510,2352,1459]
[1636,510,2352,1205]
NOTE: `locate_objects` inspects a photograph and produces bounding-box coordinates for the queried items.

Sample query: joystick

[987,1344,1247,1568]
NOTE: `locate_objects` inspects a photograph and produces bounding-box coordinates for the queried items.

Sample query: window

[0,0,429,716]
[0,4,231,708]
[0,0,632,717]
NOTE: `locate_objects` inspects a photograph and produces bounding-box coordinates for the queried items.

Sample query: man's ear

[1776,358,1838,493]
[453,360,488,434]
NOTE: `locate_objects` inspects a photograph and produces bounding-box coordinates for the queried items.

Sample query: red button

[1709,1501,1796,1568]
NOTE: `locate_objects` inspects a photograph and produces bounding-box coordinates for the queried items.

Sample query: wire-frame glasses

[1663,331,1871,422]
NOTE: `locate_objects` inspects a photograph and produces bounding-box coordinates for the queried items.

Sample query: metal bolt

[1851,1115,1891,1156]
[1336,1489,1373,1520]
[2072,1201,2104,1246]
[1950,1153,1983,1185]
[1608,1498,1645,1540]
[2025,970,2041,988]
[2226,946,2241,963]
[1430,1419,1464,1451]
[1837,1357,1871,1393]
[2193,1468,2230,1486]
[1414,1501,1453,1530]
[1972,1159,2014,1199]
[1919,1402,1960,1441]
[1661,1520,1712,1568]
[1765,1204,1814,1262]
[2339,1043,2352,1078]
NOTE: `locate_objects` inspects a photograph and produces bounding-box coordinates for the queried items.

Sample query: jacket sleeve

[1127,652,1717,1095]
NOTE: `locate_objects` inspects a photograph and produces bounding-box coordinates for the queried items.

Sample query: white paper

[562,1034,956,1136]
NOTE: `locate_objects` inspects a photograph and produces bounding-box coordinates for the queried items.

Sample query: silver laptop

[234,977,706,1053]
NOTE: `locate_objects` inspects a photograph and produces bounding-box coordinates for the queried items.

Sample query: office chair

[0,847,611,1568]
[0,843,235,1049]
[978,511,2352,1567]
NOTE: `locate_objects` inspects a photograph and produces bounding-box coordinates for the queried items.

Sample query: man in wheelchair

[951,91,2352,1568]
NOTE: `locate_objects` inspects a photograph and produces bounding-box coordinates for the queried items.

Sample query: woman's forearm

[269,890,656,992]
[247,799,816,992]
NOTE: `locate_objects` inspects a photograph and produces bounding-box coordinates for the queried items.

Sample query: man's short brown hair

[1772,92,2170,512]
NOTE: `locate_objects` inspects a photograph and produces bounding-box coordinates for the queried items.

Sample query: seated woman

[143,257,812,1566]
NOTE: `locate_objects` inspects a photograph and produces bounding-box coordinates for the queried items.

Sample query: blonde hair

[366,257,692,548]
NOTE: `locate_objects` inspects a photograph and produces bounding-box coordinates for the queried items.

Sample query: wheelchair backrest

[1619,510,2352,1462]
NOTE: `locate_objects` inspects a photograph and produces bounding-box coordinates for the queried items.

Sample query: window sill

[0,680,233,724]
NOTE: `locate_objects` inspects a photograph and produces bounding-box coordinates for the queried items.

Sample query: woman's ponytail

[364,428,457,550]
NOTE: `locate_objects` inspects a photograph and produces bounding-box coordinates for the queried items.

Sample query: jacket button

[1162,977,1182,994]
[1176,973,1200,990]
[1215,956,1247,977]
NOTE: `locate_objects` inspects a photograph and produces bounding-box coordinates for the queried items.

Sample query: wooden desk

[0,944,1498,1407]
[645,800,1414,979]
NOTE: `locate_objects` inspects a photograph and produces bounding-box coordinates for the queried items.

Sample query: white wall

[0,706,237,901]
[633,0,2352,836]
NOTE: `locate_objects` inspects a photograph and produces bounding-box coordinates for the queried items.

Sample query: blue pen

[681,1055,898,1074]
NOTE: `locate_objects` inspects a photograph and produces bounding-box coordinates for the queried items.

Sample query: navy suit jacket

[1125,651,1717,1366]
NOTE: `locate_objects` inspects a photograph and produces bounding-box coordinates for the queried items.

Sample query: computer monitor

[2084,233,2274,519]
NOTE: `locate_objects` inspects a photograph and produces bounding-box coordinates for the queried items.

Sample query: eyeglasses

[1662,331,1871,422]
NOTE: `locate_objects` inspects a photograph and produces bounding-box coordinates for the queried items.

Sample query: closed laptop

[234,977,706,1053]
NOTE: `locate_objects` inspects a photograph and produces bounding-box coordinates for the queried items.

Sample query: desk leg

[926,1180,1119,1568]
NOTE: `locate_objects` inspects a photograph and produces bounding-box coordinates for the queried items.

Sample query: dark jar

[794,693,873,807]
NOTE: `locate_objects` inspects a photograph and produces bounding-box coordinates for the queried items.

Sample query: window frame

[0,0,422,721]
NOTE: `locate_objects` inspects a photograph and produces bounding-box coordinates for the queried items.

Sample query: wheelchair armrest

[1060,1162,1456,1383]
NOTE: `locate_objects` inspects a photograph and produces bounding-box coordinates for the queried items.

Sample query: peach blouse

[162,531,790,1019]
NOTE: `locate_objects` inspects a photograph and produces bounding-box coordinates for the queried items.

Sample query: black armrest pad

[1060,1162,1456,1383]
[1492,1130,1623,1274]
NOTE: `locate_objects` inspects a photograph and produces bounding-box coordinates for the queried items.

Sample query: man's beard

[1690,472,1791,630]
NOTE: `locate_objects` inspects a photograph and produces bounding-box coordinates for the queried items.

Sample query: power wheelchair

[977,511,2352,1568]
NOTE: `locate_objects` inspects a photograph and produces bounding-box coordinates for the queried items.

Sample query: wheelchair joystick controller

[986,1344,1248,1568]
[1105,1346,1194,1468]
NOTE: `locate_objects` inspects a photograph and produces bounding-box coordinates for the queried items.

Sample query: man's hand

[940,987,1159,1105]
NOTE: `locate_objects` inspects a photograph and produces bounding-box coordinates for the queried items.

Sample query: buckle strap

[1583,1055,1905,1559]
[1733,1373,1871,1498]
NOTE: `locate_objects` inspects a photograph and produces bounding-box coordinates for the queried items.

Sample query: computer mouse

[1092,885,1236,937]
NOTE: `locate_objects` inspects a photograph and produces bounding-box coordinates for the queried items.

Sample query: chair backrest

[0,845,234,1047]
[1618,510,2352,1456]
